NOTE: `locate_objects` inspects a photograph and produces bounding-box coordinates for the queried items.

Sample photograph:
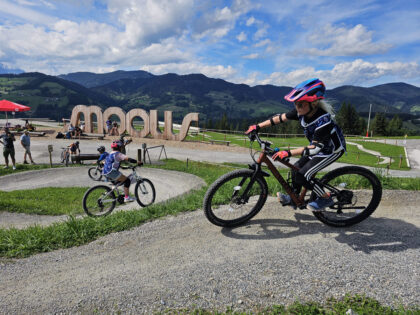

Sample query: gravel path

[0,190,419,313]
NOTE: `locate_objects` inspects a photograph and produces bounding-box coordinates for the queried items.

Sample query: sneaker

[307,195,334,212]
[12,166,16,170]
[124,196,136,203]
[31,161,36,165]
[23,161,29,164]
[3,166,8,169]
[276,192,297,209]
[277,192,291,205]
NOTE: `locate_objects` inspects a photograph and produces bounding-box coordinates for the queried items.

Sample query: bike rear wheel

[83,185,116,217]
[88,167,102,181]
[134,178,156,207]
[203,169,268,227]
[310,166,382,227]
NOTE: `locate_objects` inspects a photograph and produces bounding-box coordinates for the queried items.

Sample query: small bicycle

[203,132,382,228]
[60,147,71,166]
[82,164,156,217]
[88,164,103,181]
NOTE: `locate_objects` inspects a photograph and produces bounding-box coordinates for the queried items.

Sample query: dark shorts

[3,147,15,159]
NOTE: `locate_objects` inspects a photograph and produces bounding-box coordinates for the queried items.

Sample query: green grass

[0,187,87,215]
[0,163,52,176]
[0,159,419,259]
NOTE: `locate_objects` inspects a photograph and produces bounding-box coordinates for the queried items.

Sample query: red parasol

[0,99,31,123]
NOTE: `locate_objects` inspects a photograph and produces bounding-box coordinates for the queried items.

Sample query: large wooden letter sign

[70,105,199,141]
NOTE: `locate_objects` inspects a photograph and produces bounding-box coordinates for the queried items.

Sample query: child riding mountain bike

[102,140,142,202]
[246,78,346,212]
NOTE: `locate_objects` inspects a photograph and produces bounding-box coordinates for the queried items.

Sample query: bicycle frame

[253,150,307,208]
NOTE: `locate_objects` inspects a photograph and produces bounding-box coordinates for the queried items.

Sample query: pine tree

[372,113,388,136]
[387,115,403,136]
[336,102,362,135]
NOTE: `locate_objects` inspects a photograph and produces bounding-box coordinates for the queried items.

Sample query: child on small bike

[246,78,346,212]
[96,145,108,166]
[102,140,142,202]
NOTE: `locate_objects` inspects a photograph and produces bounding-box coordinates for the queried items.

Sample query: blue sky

[0,0,419,88]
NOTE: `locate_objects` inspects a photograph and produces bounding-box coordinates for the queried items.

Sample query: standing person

[106,119,112,135]
[68,123,75,138]
[110,121,119,136]
[102,140,141,202]
[20,130,35,164]
[245,78,346,212]
[0,128,17,170]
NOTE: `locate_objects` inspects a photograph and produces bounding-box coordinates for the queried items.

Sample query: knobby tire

[310,166,382,227]
[203,169,268,227]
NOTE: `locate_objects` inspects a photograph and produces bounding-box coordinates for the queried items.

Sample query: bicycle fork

[230,163,269,204]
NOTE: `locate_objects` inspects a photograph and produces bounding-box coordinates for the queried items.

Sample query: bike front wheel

[310,166,382,227]
[203,169,268,227]
[88,167,102,181]
[134,179,156,207]
[83,185,116,217]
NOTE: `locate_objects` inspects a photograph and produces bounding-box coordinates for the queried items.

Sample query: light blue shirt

[20,134,30,146]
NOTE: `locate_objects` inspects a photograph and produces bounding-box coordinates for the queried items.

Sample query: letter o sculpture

[103,107,126,134]
[126,108,150,138]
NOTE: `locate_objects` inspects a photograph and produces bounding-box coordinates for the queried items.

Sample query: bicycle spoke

[312,167,382,227]
[83,185,116,217]
[203,169,268,227]
[135,179,156,207]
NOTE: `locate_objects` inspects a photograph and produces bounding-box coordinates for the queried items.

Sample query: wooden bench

[71,154,100,164]
[11,130,46,137]
[78,133,105,140]
[209,139,231,146]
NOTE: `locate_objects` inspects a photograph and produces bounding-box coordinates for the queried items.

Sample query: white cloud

[140,62,237,81]
[192,3,250,40]
[246,16,255,26]
[243,53,259,59]
[253,24,268,40]
[303,24,391,56]
[254,39,271,48]
[246,59,420,88]
[0,0,57,25]
[236,31,247,42]
[108,0,195,47]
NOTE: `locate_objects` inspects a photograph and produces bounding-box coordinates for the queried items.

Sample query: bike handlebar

[247,131,275,155]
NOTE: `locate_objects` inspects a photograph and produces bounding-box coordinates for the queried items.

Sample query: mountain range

[1,70,419,125]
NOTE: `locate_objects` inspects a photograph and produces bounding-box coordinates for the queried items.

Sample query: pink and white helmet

[284,78,326,103]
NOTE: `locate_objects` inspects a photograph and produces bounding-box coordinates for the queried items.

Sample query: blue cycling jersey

[286,108,346,156]
[98,152,109,162]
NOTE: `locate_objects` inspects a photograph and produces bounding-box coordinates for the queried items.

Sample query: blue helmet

[284,78,326,103]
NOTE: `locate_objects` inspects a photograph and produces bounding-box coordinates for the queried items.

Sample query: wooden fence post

[137,148,142,163]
